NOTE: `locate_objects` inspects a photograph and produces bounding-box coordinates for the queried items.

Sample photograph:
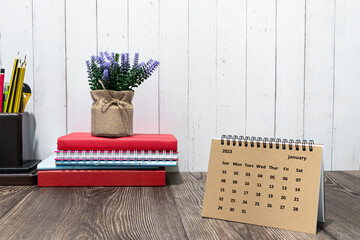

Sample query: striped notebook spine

[55,150,178,161]
[56,160,177,167]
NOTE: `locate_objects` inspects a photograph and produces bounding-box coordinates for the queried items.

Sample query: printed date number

[222,149,232,154]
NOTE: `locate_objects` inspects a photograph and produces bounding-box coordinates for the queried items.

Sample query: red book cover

[57,132,177,151]
[38,168,166,187]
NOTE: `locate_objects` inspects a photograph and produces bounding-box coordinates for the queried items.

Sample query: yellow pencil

[5,54,19,113]
[9,60,22,113]
[14,57,26,113]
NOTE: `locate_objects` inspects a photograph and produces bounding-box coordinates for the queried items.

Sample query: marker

[3,83,9,113]
[0,69,4,112]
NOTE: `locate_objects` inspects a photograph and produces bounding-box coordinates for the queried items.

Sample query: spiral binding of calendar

[220,135,314,151]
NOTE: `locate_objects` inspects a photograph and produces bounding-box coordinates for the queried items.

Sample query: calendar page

[202,138,323,234]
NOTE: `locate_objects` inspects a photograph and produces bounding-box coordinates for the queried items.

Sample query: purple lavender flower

[86,51,159,91]
[108,55,117,66]
[86,60,91,73]
[133,53,139,68]
[147,59,154,65]
[146,60,160,75]
[96,52,105,65]
[104,51,113,61]
[121,53,126,65]
[137,62,145,70]
[120,53,130,72]
[113,60,119,67]
[103,69,109,82]
[96,56,105,65]
[102,61,110,68]
[152,60,160,69]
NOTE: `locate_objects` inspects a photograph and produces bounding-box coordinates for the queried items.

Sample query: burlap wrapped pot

[90,90,134,137]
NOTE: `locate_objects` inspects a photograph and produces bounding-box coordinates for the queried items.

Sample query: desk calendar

[202,136,324,234]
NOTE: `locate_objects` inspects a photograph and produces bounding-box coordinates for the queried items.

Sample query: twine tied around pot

[98,80,131,112]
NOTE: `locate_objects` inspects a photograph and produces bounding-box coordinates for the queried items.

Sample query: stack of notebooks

[37,132,178,186]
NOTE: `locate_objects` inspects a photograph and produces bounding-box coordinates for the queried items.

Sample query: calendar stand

[202,135,324,234]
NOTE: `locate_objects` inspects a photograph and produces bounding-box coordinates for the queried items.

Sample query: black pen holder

[0,113,24,166]
[0,112,34,165]
[0,113,40,185]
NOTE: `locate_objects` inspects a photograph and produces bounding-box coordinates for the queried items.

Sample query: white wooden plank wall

[97,0,128,52]
[332,0,360,170]
[159,0,189,172]
[246,0,276,138]
[33,0,67,161]
[216,0,246,140]
[275,0,305,140]
[66,0,97,134]
[129,0,159,134]
[188,0,217,171]
[0,0,35,159]
[0,0,359,171]
[304,0,335,171]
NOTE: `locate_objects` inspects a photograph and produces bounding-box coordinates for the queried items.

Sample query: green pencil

[3,83,9,113]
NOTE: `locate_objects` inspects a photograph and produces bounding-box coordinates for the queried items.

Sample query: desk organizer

[0,113,40,185]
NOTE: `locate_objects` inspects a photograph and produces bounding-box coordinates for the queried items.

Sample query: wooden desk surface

[0,171,358,240]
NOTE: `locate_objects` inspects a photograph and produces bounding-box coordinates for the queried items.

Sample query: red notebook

[57,132,177,151]
[38,168,166,187]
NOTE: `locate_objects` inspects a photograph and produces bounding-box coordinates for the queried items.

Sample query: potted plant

[86,52,159,137]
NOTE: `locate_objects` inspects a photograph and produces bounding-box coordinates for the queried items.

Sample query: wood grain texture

[168,173,330,240]
[0,186,187,240]
[1,0,360,171]
[0,186,34,218]
[168,172,246,239]
[346,170,360,178]
[320,171,360,240]
[0,171,358,239]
